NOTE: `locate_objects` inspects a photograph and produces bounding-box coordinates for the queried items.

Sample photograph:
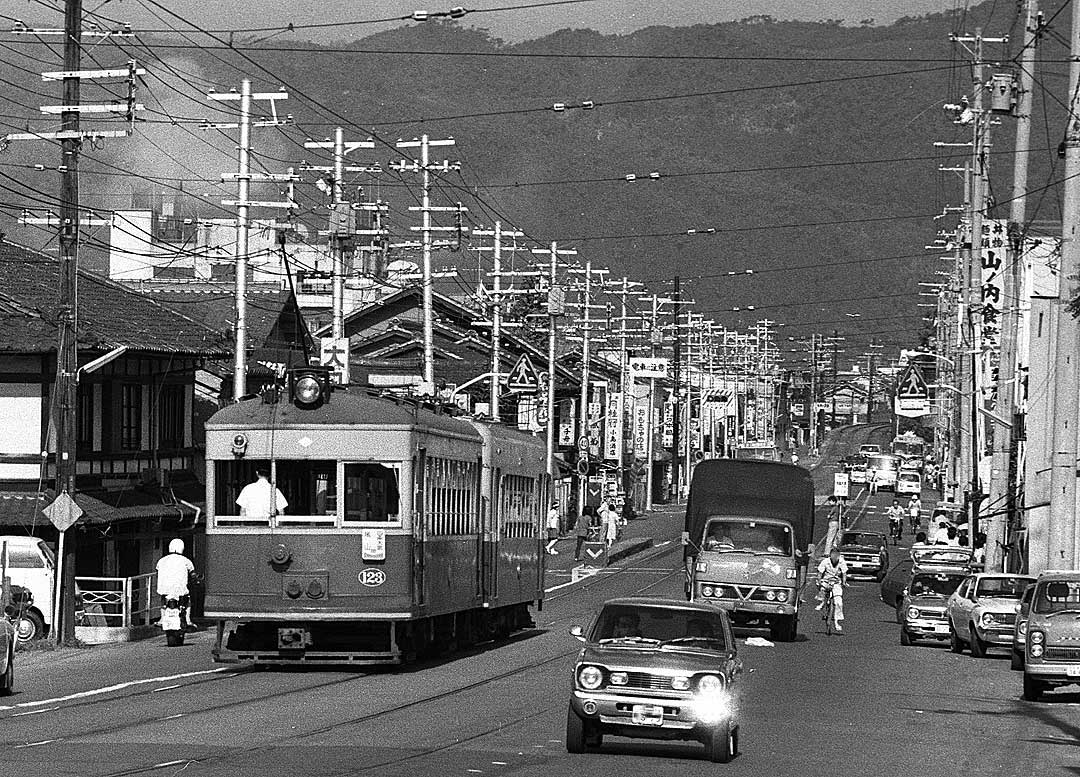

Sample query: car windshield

[900,473,920,482]
[867,454,898,472]
[702,518,792,555]
[591,604,727,651]
[1033,580,1080,614]
[840,532,881,547]
[976,577,1035,599]
[912,547,972,566]
[909,573,965,598]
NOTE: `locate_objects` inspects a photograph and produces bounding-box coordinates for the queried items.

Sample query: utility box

[328,204,355,236]
[989,73,1017,114]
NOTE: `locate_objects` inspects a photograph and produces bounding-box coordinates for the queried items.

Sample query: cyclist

[907,494,923,535]
[886,499,905,545]
[815,546,848,633]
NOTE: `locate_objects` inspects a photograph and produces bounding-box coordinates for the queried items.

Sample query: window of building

[120,384,142,450]
[343,463,401,523]
[76,385,94,451]
[157,384,185,449]
[424,457,478,536]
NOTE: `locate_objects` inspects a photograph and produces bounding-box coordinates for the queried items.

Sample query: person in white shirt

[815,547,848,633]
[156,538,195,599]
[236,468,288,519]
[544,502,561,555]
[932,520,952,545]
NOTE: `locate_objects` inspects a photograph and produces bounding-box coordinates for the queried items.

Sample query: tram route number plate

[631,704,664,726]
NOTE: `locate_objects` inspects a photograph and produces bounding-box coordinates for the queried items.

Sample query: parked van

[0,536,54,640]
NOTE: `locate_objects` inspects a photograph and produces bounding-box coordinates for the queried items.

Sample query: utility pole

[207,81,292,400]
[473,223,525,420]
[809,334,820,452]
[568,260,609,514]
[986,1,1039,572]
[611,278,644,497]
[671,276,682,501]
[303,129,377,341]
[531,244,575,484]
[1047,0,1080,571]
[393,136,464,391]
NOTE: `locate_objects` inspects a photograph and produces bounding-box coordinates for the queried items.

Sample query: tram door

[483,467,500,602]
[414,450,426,606]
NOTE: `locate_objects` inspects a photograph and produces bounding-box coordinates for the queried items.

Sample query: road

[3,428,1077,777]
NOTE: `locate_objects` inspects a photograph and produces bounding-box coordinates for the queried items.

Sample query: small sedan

[899,570,966,646]
[836,531,889,581]
[1011,583,1036,671]
[947,573,1036,657]
[567,597,742,762]
[896,471,922,496]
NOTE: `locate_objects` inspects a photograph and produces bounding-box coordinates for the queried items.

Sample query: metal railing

[75,572,159,628]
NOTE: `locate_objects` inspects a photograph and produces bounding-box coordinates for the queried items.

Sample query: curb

[606,537,654,566]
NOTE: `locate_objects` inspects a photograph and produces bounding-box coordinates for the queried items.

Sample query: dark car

[899,570,967,646]
[567,597,743,763]
[836,531,889,581]
[880,546,974,622]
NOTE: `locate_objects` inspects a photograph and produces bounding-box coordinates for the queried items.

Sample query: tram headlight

[289,367,332,407]
[294,375,322,405]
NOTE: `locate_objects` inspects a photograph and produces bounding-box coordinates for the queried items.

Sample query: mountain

[0,2,1066,356]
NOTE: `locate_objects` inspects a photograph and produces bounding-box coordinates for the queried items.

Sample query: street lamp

[901,348,956,367]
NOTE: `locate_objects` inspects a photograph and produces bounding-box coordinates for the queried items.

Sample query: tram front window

[214,459,337,526]
[343,463,400,523]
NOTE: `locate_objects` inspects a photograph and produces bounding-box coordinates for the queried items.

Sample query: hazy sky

[5,1,956,43]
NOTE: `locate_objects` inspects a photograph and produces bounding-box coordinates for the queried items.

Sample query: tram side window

[343,463,401,523]
[501,474,537,538]
[274,460,337,524]
[425,457,478,536]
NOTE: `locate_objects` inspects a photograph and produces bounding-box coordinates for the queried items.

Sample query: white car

[896,471,922,495]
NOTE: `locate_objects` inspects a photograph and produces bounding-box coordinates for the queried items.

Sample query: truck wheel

[705,720,735,763]
[15,610,45,642]
[770,615,797,643]
[1022,673,1045,702]
[166,630,185,647]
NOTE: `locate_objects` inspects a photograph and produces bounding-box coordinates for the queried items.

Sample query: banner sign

[604,393,623,460]
[634,404,649,458]
[558,399,576,446]
[628,357,669,379]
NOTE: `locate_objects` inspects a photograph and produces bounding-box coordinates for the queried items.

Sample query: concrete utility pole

[473,223,524,421]
[393,136,464,391]
[303,129,377,341]
[611,278,644,495]
[986,0,1039,572]
[208,81,292,400]
[532,244,575,484]
[671,276,682,501]
[1047,0,1080,571]
[568,260,610,514]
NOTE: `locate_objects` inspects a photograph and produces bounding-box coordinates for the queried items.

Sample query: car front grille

[916,607,946,620]
[622,672,678,690]
[1043,646,1080,662]
[844,553,879,565]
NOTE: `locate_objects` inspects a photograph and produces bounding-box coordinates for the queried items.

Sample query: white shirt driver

[236,477,289,518]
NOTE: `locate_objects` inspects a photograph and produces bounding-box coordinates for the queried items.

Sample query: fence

[75,572,159,629]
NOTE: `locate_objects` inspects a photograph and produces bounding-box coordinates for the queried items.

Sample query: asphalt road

[3,429,1077,777]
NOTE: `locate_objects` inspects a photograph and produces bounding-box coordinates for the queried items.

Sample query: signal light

[289,367,332,407]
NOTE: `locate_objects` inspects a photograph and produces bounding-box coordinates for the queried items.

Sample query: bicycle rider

[907,494,923,535]
[814,546,849,633]
[886,499,905,545]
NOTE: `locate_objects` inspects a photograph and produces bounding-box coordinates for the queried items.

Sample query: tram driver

[237,468,289,519]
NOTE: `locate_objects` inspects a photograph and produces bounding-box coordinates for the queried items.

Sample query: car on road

[1022,570,1080,701]
[1011,583,1036,671]
[946,573,1035,657]
[849,459,869,484]
[567,597,742,762]
[896,471,922,496]
[898,570,966,646]
[835,531,888,581]
[859,444,882,456]
[880,545,974,621]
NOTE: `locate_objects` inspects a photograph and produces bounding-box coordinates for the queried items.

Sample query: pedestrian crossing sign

[507,353,540,393]
[894,364,931,417]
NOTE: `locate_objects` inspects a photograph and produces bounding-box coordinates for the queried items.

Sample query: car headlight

[776,590,788,603]
[697,674,725,694]
[671,676,691,691]
[702,585,714,597]
[765,590,776,601]
[980,612,996,627]
[907,607,920,620]
[1029,630,1045,645]
[1017,621,1028,636]
[578,665,603,690]
[609,671,628,686]
[1030,643,1044,658]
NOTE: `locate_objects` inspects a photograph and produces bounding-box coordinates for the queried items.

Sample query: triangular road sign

[506,353,540,393]
[896,364,929,399]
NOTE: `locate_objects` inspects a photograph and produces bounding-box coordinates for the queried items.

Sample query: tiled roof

[0,485,199,528]
[0,242,231,356]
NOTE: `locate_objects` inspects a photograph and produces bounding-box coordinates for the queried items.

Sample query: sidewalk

[544,502,684,573]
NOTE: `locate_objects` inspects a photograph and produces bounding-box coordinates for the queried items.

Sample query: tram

[203,368,548,665]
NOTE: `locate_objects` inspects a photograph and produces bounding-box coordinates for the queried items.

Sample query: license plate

[932,624,949,633]
[631,704,664,726]
[1066,666,1080,678]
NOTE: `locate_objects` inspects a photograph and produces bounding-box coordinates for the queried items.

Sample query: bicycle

[821,587,836,635]
[889,518,903,545]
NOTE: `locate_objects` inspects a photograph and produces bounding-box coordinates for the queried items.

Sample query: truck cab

[683,460,814,643]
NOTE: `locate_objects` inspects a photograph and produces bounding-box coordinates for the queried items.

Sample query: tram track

[85,560,685,777]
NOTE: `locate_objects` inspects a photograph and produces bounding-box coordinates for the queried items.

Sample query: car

[898,570,967,646]
[0,535,56,640]
[880,545,974,621]
[1010,583,1036,671]
[849,461,869,484]
[1022,571,1080,701]
[567,597,742,763]
[859,444,882,456]
[835,531,889,581]
[947,573,1035,657]
[896,471,922,496]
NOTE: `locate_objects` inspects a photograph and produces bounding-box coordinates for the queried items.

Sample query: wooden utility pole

[1047,0,1080,570]
[986,0,1039,572]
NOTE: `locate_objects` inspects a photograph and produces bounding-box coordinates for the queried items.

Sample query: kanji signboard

[319,337,350,385]
[506,353,540,393]
[628,357,669,379]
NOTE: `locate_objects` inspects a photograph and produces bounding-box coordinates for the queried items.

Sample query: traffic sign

[895,364,931,418]
[833,472,850,499]
[506,353,540,393]
[576,458,590,476]
[43,491,82,532]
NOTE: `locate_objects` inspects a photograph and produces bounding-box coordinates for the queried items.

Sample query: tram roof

[207,390,482,438]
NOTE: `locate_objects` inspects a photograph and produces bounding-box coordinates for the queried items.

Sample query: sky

[2,0,958,43]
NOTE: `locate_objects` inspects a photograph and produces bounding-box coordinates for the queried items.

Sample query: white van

[0,536,54,640]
